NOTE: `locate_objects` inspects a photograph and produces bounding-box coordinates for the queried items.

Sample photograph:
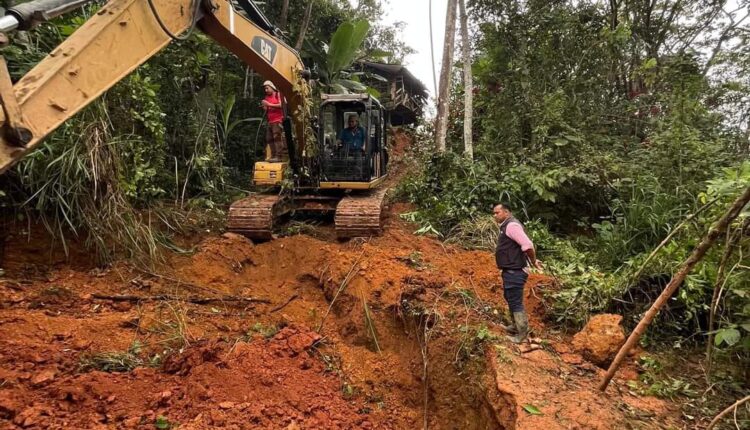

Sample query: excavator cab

[318,94,387,189]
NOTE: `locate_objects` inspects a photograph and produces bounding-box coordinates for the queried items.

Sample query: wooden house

[357,62,428,126]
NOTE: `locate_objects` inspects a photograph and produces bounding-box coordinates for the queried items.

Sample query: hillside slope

[0,204,683,429]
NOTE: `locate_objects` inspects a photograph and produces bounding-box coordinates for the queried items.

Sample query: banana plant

[217,93,262,145]
[304,19,389,95]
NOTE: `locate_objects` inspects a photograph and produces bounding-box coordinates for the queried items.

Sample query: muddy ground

[0,202,687,430]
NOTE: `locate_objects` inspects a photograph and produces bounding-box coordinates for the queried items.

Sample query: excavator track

[227,194,291,240]
[335,188,389,239]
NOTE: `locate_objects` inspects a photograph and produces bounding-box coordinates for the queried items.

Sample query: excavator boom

[0,0,390,241]
[0,0,308,174]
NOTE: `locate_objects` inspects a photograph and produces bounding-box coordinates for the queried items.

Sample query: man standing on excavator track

[493,203,543,344]
[261,80,285,162]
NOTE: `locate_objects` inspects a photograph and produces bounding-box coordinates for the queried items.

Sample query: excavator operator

[261,80,285,162]
[336,113,366,155]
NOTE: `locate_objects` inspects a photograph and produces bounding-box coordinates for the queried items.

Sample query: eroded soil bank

[0,209,683,429]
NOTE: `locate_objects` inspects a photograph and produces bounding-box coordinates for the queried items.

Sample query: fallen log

[92,293,271,305]
[599,185,750,391]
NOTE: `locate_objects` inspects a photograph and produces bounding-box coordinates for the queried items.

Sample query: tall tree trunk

[459,0,472,160]
[294,1,314,51]
[279,0,289,32]
[429,0,438,96]
[435,0,458,153]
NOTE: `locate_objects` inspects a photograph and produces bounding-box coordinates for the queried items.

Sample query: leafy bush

[18,101,168,263]
[397,152,512,233]
[402,154,749,346]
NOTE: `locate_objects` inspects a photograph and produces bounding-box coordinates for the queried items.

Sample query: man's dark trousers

[501,269,528,312]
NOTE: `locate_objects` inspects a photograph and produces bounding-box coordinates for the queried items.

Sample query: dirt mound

[483,341,677,429]
[0,212,681,429]
[175,233,255,289]
[572,314,626,367]
[2,327,373,429]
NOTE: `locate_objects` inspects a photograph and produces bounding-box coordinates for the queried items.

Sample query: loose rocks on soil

[572,313,626,367]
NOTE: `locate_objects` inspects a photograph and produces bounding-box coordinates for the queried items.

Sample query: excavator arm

[0,0,308,174]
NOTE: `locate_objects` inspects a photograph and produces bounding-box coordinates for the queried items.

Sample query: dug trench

[0,207,684,429]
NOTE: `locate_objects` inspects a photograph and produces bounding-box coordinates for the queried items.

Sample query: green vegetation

[400,0,749,395]
[627,355,698,400]
[78,341,160,372]
[0,0,409,262]
[454,323,498,367]
[154,415,175,430]
[247,322,280,339]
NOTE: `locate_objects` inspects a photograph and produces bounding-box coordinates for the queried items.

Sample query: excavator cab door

[367,105,387,180]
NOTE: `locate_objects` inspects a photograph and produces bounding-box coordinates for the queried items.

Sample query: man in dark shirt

[493,203,543,343]
[337,114,366,154]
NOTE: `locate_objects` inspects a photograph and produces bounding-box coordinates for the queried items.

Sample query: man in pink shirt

[493,203,543,343]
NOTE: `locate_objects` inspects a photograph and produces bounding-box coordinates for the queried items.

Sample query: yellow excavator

[0,0,389,240]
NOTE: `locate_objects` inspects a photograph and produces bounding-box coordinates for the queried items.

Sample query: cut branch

[317,251,364,333]
[706,395,750,430]
[271,293,299,313]
[599,185,750,391]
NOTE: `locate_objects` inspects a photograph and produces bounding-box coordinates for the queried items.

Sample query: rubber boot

[498,316,517,334]
[507,311,529,344]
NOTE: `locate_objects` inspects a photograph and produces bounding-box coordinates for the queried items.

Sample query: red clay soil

[571,313,627,367]
[0,207,683,429]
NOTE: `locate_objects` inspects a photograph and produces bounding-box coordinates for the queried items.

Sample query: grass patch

[625,355,698,400]
[280,220,323,237]
[446,215,498,250]
[397,251,428,270]
[247,322,280,339]
[454,324,498,368]
[79,341,159,372]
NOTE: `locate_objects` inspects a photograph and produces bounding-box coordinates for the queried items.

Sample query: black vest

[495,217,527,270]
